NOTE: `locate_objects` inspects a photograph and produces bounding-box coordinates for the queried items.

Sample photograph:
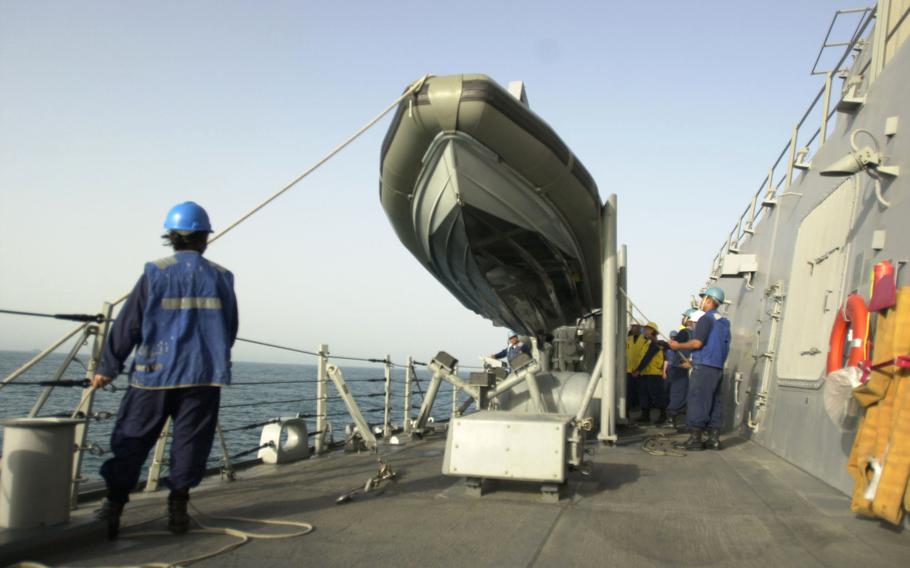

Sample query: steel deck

[4,428,909,567]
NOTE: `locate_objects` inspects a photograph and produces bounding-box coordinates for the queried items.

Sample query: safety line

[114,501,315,568]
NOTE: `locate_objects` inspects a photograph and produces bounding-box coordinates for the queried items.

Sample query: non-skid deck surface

[16,429,910,567]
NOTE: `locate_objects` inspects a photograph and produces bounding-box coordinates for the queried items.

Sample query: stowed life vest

[626,335,648,373]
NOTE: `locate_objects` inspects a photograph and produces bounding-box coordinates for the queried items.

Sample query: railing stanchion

[315,344,329,455]
[70,301,112,508]
[785,125,798,190]
[216,423,235,480]
[820,71,833,143]
[383,354,392,439]
[146,417,171,492]
[451,364,459,417]
[403,357,413,436]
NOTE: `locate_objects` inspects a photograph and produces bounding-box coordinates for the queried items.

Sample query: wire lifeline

[219,419,281,433]
[230,379,321,385]
[0,308,108,323]
[0,323,89,389]
[0,379,91,388]
[235,337,320,357]
[229,442,273,461]
[220,395,342,409]
[235,337,403,367]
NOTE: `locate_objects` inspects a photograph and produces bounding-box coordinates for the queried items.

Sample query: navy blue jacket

[493,342,532,367]
[98,251,238,388]
[691,310,730,369]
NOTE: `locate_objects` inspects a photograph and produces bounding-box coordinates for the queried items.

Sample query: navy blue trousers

[666,367,689,417]
[685,364,723,429]
[637,374,666,412]
[100,386,221,503]
[626,373,640,410]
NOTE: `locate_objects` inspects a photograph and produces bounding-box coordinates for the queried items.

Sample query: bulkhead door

[776,178,859,380]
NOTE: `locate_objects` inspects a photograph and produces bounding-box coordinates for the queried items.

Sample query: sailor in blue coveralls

[659,308,701,429]
[490,331,532,372]
[92,202,238,538]
[669,288,730,451]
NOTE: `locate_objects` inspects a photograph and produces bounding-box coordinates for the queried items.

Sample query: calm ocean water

[0,350,459,481]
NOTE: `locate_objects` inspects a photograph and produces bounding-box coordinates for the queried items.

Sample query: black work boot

[705,428,722,450]
[636,409,652,424]
[659,414,676,429]
[167,489,191,535]
[674,428,705,451]
[655,410,668,426]
[95,499,125,540]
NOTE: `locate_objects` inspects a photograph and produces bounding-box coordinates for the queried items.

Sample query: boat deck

[6,427,909,567]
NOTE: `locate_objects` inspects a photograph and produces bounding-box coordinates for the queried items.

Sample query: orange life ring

[826,293,869,374]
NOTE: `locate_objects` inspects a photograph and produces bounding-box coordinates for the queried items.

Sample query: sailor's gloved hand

[92,374,113,389]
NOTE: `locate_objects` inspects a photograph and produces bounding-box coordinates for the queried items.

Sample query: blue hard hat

[700,287,726,304]
[507,330,518,339]
[682,308,696,317]
[163,201,213,233]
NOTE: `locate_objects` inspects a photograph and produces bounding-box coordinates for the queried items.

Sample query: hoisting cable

[0,308,108,323]
[107,72,430,311]
[206,75,431,247]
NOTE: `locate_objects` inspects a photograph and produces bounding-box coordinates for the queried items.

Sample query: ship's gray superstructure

[703,2,910,496]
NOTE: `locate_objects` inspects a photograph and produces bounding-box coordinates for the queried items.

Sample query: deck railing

[707,7,878,282]
[0,310,479,503]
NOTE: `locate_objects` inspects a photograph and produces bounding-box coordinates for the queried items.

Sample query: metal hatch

[776,177,860,380]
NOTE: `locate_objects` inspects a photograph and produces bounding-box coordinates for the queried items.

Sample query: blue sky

[0,1,867,365]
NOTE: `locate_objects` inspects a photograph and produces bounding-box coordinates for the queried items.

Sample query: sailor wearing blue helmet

[490,330,532,372]
[92,201,238,538]
[669,288,731,450]
[660,308,700,429]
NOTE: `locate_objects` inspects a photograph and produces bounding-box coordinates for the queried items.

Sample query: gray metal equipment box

[442,411,572,483]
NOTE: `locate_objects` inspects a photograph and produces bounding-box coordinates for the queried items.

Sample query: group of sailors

[626,287,731,451]
[487,288,732,452]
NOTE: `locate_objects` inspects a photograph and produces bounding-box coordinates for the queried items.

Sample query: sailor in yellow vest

[630,322,666,424]
[626,322,649,414]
